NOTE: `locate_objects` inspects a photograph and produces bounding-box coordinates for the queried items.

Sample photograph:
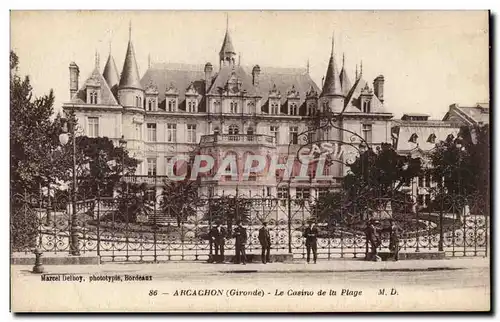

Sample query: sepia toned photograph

[10,10,490,312]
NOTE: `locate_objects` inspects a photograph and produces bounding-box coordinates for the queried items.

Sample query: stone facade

[62,25,394,199]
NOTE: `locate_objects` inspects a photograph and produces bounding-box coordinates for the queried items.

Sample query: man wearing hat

[258,221,271,264]
[209,221,226,263]
[303,219,318,264]
[233,220,248,265]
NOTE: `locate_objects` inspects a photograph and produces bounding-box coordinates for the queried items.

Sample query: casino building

[62,22,394,199]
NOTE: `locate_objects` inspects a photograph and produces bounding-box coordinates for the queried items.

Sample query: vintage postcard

[10,10,490,312]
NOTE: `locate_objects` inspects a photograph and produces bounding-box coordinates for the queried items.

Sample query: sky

[10,10,489,119]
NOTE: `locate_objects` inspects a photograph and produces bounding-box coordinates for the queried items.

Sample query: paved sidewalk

[13,257,489,276]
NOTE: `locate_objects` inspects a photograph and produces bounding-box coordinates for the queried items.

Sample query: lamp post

[58,117,80,256]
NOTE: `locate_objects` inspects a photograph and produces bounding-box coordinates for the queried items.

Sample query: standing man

[388,219,401,261]
[233,220,247,265]
[365,219,381,261]
[210,221,226,263]
[258,221,271,264]
[303,219,318,264]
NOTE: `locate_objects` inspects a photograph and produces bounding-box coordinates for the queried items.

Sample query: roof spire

[119,24,143,91]
[342,53,345,68]
[355,64,358,80]
[219,13,236,68]
[95,50,100,69]
[226,12,229,32]
[128,21,132,42]
[108,39,112,54]
[331,31,335,57]
[307,59,310,74]
[360,60,363,76]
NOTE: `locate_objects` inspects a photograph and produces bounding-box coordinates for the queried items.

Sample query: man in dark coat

[258,221,271,264]
[233,220,248,265]
[388,219,401,261]
[365,219,381,261]
[209,222,226,263]
[303,219,318,264]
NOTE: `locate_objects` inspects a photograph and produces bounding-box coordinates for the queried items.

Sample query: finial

[307,59,310,74]
[129,21,132,41]
[148,54,151,69]
[355,64,358,79]
[95,50,100,69]
[331,31,335,56]
[342,53,345,68]
[238,52,241,66]
[108,39,112,54]
[226,12,229,32]
[360,60,363,76]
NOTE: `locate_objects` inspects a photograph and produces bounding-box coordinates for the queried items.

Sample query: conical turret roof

[103,54,120,89]
[321,49,342,97]
[119,40,143,90]
[339,54,352,96]
[219,29,236,58]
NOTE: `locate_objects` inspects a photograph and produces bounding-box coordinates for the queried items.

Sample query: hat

[262,220,268,225]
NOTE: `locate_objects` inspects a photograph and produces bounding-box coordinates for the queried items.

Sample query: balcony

[200,134,276,148]
[123,175,169,185]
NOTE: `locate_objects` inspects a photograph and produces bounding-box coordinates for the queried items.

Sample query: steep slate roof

[339,54,352,97]
[119,40,143,90]
[219,29,236,58]
[208,65,257,96]
[140,63,320,111]
[103,54,120,96]
[70,67,119,105]
[320,52,342,97]
[344,76,387,114]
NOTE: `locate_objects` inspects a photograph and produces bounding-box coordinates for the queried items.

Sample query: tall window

[147,158,157,176]
[289,126,298,144]
[270,103,279,115]
[307,127,314,143]
[289,103,298,116]
[307,103,315,116]
[89,92,98,104]
[147,123,157,142]
[187,124,197,143]
[277,186,288,206]
[228,124,239,135]
[136,96,142,108]
[362,124,372,143]
[295,188,310,200]
[168,100,176,112]
[363,100,371,113]
[247,127,254,141]
[187,101,196,113]
[88,117,99,137]
[166,124,177,143]
[270,126,279,144]
[147,99,154,111]
[230,101,238,113]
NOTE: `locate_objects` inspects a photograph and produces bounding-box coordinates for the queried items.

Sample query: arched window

[290,103,298,115]
[148,99,153,111]
[230,101,238,113]
[270,103,279,115]
[228,124,239,135]
[89,92,97,104]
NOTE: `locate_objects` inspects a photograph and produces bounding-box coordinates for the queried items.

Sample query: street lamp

[59,117,80,256]
[119,135,128,180]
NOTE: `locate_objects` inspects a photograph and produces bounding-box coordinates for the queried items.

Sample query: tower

[118,22,144,108]
[320,34,344,113]
[219,15,237,68]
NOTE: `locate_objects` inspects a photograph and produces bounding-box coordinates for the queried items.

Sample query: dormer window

[427,133,437,144]
[408,133,419,143]
[307,102,316,116]
[167,100,177,112]
[289,102,298,116]
[230,101,238,114]
[362,100,371,113]
[270,102,279,115]
[147,99,155,111]
[187,100,197,113]
[89,91,98,104]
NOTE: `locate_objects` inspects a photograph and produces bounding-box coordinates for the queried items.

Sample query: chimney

[373,75,384,104]
[204,62,213,92]
[252,65,261,86]
[69,62,79,99]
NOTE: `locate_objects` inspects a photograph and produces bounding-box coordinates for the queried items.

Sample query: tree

[341,143,422,219]
[10,51,59,250]
[205,195,252,233]
[114,181,152,223]
[428,125,490,215]
[159,179,202,227]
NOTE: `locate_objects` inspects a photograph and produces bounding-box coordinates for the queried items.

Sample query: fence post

[287,185,292,254]
[97,183,100,257]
